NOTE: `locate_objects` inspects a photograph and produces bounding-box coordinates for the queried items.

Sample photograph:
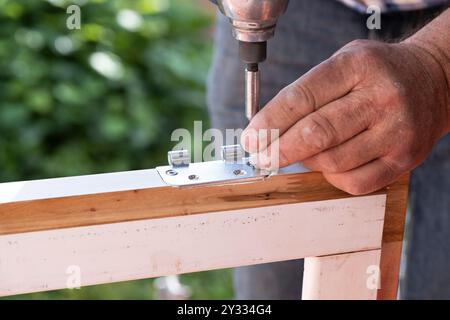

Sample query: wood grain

[377,241,403,300]
[0,196,386,297]
[378,173,410,300]
[0,171,408,236]
[302,249,381,300]
[382,173,410,243]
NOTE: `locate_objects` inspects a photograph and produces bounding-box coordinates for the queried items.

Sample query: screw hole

[233,169,246,176]
[188,174,199,180]
[166,169,178,176]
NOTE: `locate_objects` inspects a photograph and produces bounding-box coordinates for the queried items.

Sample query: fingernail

[241,129,257,152]
[250,153,272,169]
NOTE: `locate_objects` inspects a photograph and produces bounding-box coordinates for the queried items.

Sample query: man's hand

[241,33,450,195]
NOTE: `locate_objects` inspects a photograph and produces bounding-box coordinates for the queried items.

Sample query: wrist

[401,38,450,135]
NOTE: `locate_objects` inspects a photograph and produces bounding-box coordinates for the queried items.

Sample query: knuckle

[345,39,372,49]
[285,82,316,114]
[346,92,377,127]
[330,50,353,67]
[353,44,379,62]
[340,40,377,59]
[384,151,416,173]
[392,130,421,167]
[257,111,276,130]
[332,43,376,82]
[301,113,338,151]
[393,158,412,172]
[386,81,408,105]
[351,46,383,77]
[380,157,402,174]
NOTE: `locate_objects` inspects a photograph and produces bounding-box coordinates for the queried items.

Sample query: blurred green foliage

[0,0,212,181]
[0,0,234,299]
[6,269,233,300]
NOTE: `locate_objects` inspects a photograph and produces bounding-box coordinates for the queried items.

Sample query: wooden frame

[0,166,409,299]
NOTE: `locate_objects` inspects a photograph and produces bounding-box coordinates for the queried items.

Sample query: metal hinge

[156,145,273,187]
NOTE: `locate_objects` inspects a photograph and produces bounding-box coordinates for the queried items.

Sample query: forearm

[404,8,450,133]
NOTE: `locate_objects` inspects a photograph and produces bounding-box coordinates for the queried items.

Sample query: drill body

[211,0,289,120]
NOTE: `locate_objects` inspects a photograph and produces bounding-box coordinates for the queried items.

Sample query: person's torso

[337,0,448,12]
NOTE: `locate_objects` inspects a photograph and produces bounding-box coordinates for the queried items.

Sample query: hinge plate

[156,157,270,187]
[156,145,309,187]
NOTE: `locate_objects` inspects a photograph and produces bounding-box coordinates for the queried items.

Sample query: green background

[0,0,233,299]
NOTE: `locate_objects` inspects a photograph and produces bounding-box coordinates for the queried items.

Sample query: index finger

[242,51,361,153]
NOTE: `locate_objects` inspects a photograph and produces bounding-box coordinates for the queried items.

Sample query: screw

[233,169,246,176]
[247,160,256,169]
[188,174,199,180]
[166,169,178,176]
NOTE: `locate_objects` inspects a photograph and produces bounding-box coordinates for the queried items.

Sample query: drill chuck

[211,0,289,120]
[239,41,267,65]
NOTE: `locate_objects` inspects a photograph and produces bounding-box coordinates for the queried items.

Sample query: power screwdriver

[211,0,289,120]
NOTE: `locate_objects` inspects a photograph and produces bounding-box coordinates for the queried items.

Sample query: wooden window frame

[0,166,408,299]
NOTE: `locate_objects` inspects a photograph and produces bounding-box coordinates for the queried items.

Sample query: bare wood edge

[0,171,408,237]
[302,248,381,300]
[377,173,410,300]
[1,196,386,297]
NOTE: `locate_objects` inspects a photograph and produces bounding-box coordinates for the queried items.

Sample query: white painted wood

[302,249,382,300]
[0,169,166,204]
[0,163,311,204]
[0,195,385,297]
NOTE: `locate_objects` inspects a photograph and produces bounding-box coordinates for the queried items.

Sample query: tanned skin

[241,9,450,195]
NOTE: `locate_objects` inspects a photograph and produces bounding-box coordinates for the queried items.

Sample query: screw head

[233,169,246,176]
[188,174,199,181]
[166,169,178,176]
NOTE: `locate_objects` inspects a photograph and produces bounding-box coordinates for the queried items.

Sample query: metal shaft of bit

[245,64,260,121]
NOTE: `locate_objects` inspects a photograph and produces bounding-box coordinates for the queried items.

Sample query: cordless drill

[211,0,289,120]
